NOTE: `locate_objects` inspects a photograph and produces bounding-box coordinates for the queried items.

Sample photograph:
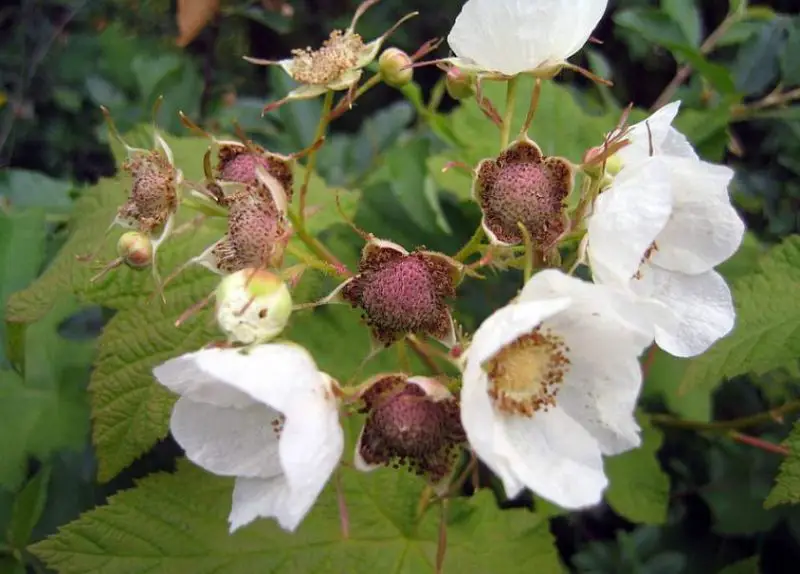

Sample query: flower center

[486,328,571,416]
[120,151,177,231]
[291,30,364,85]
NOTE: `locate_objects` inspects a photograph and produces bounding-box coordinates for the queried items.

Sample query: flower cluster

[83,0,745,535]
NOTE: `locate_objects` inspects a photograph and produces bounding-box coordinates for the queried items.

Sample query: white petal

[229,476,294,532]
[521,269,657,346]
[153,350,254,408]
[465,298,572,368]
[636,267,735,358]
[187,344,326,412]
[353,425,379,473]
[587,159,674,285]
[649,157,744,274]
[617,101,697,165]
[460,363,525,499]
[171,397,283,478]
[447,0,608,76]
[278,379,343,513]
[497,407,608,509]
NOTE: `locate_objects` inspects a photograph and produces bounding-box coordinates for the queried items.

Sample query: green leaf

[644,349,710,422]
[781,19,800,86]
[0,170,73,213]
[0,210,48,365]
[733,18,788,96]
[605,415,670,525]
[7,466,51,549]
[765,420,800,508]
[614,8,690,51]
[661,0,702,47]
[679,236,800,393]
[30,460,562,574]
[0,296,94,490]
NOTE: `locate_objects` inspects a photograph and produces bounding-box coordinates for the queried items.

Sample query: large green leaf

[765,421,800,508]
[30,460,562,574]
[0,296,94,490]
[679,236,800,393]
[605,415,670,525]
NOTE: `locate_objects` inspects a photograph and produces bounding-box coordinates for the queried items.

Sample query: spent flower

[244,0,417,112]
[153,343,343,532]
[335,238,463,347]
[354,374,466,490]
[473,136,572,248]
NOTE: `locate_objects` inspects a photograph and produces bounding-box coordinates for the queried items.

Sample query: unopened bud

[215,268,292,345]
[379,48,413,88]
[116,231,153,269]
[445,66,476,100]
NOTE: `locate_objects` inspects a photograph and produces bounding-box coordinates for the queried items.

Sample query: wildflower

[446,0,609,78]
[153,343,343,532]
[587,102,745,357]
[244,0,417,112]
[460,269,654,508]
[354,374,466,489]
[336,238,463,347]
[472,136,572,247]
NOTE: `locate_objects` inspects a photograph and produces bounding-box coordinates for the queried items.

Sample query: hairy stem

[649,399,800,432]
[299,90,334,222]
[287,210,351,278]
[500,76,519,149]
[453,226,485,262]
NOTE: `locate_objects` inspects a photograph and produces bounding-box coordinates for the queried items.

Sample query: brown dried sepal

[474,138,573,247]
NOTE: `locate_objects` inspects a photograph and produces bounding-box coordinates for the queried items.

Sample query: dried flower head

[244,0,418,113]
[336,239,462,347]
[355,374,466,486]
[473,136,573,248]
[78,100,183,302]
[166,166,291,286]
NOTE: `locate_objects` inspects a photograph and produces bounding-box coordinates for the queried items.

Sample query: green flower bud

[445,66,476,100]
[116,231,153,269]
[215,268,292,345]
[379,47,413,88]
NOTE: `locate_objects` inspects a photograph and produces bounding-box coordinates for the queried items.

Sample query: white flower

[460,269,654,509]
[447,0,609,77]
[587,102,746,357]
[152,343,343,533]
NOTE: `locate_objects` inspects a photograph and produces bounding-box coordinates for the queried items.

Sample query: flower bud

[116,231,153,269]
[445,66,475,100]
[379,47,413,88]
[215,268,292,345]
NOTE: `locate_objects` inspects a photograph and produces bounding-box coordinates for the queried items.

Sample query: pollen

[486,327,571,416]
[633,241,659,280]
[290,30,364,85]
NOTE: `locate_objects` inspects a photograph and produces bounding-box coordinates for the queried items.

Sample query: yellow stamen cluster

[290,30,364,85]
[486,328,571,416]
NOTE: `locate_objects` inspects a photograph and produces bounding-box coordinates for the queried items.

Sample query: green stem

[453,226,485,262]
[285,243,341,275]
[299,90,335,223]
[499,76,519,149]
[649,399,800,432]
[288,209,350,278]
